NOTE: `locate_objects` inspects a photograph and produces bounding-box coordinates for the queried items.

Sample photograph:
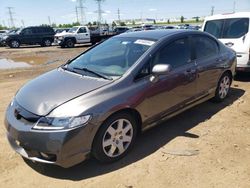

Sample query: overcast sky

[0,0,250,27]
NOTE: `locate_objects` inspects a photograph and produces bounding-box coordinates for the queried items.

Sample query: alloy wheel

[219,75,230,99]
[102,119,133,158]
[11,40,19,48]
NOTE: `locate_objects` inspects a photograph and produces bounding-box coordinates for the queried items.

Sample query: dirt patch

[0,46,250,188]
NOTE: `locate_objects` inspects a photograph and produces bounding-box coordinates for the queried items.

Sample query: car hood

[55,32,75,37]
[15,69,112,116]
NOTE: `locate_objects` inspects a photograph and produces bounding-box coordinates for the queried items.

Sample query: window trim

[150,36,193,69]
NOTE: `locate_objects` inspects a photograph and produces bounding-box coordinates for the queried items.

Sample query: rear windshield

[204,18,249,39]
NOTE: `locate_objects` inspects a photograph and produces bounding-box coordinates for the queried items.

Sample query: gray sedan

[5,30,236,168]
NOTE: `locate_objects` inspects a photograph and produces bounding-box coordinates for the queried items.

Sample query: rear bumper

[236,64,250,72]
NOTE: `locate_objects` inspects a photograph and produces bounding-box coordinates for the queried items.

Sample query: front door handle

[225,42,234,47]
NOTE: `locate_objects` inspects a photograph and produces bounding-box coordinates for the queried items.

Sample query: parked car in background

[54,26,114,48]
[203,12,250,72]
[113,26,129,34]
[5,30,236,168]
[163,25,176,29]
[0,30,8,46]
[3,26,55,48]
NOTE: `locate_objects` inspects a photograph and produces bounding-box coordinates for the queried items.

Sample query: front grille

[13,101,40,123]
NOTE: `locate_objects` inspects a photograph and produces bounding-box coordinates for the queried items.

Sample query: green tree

[112,21,117,28]
[180,16,184,23]
[0,25,8,30]
[167,19,170,24]
[132,20,135,25]
[120,22,126,26]
[153,19,156,24]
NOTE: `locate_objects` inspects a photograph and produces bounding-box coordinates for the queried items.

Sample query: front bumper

[4,102,97,168]
[54,38,66,46]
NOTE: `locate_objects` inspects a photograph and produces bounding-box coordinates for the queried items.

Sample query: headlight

[3,35,8,40]
[32,115,91,130]
[58,36,64,40]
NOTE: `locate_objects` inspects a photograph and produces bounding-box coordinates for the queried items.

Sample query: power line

[211,6,215,16]
[75,6,79,23]
[78,0,86,25]
[117,8,121,24]
[7,7,15,28]
[48,16,51,26]
[233,1,236,13]
[95,0,104,25]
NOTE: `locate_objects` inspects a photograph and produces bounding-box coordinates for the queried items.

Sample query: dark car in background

[5,30,236,168]
[3,26,55,48]
[113,27,129,34]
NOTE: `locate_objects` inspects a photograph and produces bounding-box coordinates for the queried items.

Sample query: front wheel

[10,40,20,48]
[213,72,232,102]
[66,39,75,48]
[92,112,137,163]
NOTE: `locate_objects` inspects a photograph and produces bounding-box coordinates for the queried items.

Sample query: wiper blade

[73,67,112,80]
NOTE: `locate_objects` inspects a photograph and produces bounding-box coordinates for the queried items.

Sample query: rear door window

[193,36,219,59]
[222,18,249,38]
[204,18,249,39]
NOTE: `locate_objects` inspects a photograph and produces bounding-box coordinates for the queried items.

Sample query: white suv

[202,12,250,72]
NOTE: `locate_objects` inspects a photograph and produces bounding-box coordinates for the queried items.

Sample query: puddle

[12,56,48,64]
[0,59,31,69]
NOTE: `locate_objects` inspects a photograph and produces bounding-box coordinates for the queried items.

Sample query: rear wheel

[66,39,75,48]
[10,40,20,48]
[42,39,52,47]
[92,112,137,163]
[213,72,232,102]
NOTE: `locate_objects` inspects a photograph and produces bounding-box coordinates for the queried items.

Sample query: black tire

[213,72,232,102]
[9,40,20,48]
[92,112,137,163]
[66,39,75,48]
[41,39,52,47]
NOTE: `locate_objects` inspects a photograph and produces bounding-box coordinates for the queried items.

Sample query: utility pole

[75,6,79,23]
[21,20,25,27]
[117,8,121,24]
[78,0,86,25]
[7,7,15,28]
[48,16,51,26]
[233,1,236,13]
[95,0,104,27]
[211,6,214,16]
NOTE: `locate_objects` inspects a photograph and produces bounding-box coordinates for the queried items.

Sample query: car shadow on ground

[234,72,250,82]
[24,87,245,180]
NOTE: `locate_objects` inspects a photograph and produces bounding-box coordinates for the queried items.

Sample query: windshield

[67,37,155,77]
[16,28,23,34]
[68,27,78,33]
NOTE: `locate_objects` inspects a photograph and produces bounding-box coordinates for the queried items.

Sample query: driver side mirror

[150,64,172,83]
[152,64,172,75]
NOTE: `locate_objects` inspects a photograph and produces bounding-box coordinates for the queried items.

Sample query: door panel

[192,35,223,95]
[136,37,198,124]
[76,27,90,43]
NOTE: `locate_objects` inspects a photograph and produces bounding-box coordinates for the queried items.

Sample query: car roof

[204,12,250,21]
[116,29,203,40]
